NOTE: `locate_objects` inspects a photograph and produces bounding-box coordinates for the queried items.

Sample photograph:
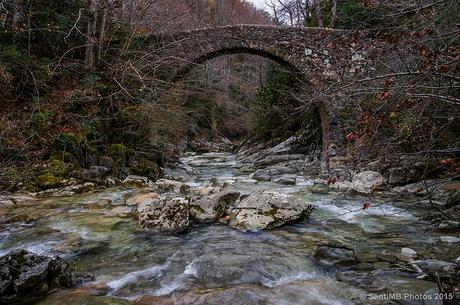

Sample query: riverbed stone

[122,175,151,187]
[0,249,74,305]
[411,260,459,279]
[125,192,159,206]
[137,196,190,233]
[108,206,133,218]
[192,186,216,196]
[251,169,272,181]
[5,214,37,224]
[439,236,460,243]
[273,175,296,185]
[336,269,438,299]
[314,241,357,266]
[399,247,418,262]
[228,189,312,232]
[155,179,183,192]
[351,171,385,194]
[310,181,329,194]
[0,196,15,208]
[179,184,191,195]
[190,190,240,223]
[254,154,305,168]
[82,166,110,183]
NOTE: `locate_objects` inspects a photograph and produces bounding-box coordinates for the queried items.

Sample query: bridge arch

[148,25,373,170]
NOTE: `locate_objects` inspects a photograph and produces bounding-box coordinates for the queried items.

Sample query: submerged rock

[228,189,312,232]
[314,241,357,266]
[137,196,190,233]
[336,269,437,298]
[125,192,159,206]
[0,249,74,305]
[273,175,296,185]
[190,190,240,223]
[310,182,329,194]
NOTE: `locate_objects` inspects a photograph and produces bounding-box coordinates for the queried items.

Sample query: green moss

[34,174,62,189]
[109,143,128,165]
[54,133,84,165]
[30,110,56,129]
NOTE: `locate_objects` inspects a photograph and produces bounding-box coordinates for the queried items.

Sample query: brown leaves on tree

[439,158,455,168]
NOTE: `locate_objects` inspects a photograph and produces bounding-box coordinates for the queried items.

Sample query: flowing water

[1,153,458,305]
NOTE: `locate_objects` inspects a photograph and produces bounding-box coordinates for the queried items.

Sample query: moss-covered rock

[34,174,62,190]
[108,144,128,167]
[128,157,163,180]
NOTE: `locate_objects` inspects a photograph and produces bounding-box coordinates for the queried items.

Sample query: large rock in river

[137,196,190,233]
[190,190,240,223]
[0,249,74,305]
[351,171,385,194]
[228,189,312,232]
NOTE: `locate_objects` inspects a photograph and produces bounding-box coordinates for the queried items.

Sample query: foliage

[249,66,320,142]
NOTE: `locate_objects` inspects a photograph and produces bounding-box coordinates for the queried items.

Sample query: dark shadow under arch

[167,47,331,170]
[171,47,305,82]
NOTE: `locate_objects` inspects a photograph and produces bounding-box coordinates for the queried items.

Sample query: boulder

[125,192,159,206]
[0,249,74,305]
[0,196,15,208]
[251,169,272,182]
[179,184,191,195]
[82,166,110,183]
[440,236,460,243]
[254,154,305,168]
[190,190,240,223]
[351,171,385,194]
[155,179,183,192]
[209,177,222,187]
[411,260,459,279]
[228,189,312,232]
[122,175,151,187]
[137,196,190,234]
[5,214,37,224]
[273,175,296,185]
[192,186,216,196]
[385,162,425,185]
[314,241,357,266]
[34,174,62,190]
[399,247,417,262]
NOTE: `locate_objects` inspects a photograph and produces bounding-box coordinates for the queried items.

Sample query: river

[1,152,458,305]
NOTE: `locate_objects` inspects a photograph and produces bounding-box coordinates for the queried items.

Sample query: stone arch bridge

[145,25,388,169]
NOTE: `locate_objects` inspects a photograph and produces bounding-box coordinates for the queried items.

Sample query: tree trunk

[314,0,323,27]
[97,1,108,65]
[84,0,98,69]
[329,0,338,28]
